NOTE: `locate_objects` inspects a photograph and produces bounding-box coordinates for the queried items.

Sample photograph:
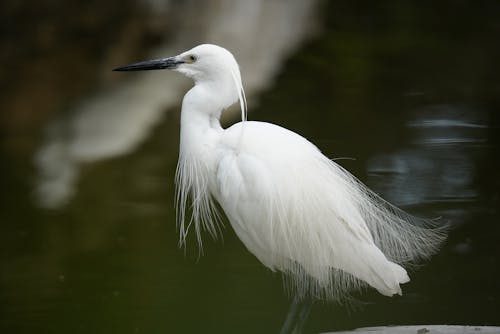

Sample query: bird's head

[114,44,247,119]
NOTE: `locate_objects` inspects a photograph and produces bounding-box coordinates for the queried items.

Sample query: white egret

[114,44,446,303]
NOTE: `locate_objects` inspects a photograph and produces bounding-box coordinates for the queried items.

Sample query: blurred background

[1,1,499,333]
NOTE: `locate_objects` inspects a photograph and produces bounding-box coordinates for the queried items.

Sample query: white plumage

[115,44,446,302]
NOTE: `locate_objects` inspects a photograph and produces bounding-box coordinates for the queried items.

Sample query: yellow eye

[188,54,197,63]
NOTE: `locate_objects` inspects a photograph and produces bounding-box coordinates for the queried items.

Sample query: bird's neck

[179,84,226,163]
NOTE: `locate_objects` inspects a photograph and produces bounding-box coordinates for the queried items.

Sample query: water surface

[1,1,499,333]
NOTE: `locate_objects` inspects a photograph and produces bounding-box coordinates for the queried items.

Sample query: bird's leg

[279,295,314,334]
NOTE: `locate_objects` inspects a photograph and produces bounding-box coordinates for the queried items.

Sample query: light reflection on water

[367,104,486,207]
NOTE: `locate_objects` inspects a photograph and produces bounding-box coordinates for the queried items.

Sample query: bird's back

[210,121,445,300]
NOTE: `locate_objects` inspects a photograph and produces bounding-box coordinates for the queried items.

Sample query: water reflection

[367,104,487,208]
[34,0,319,208]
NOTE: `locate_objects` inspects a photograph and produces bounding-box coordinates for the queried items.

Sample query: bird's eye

[188,55,197,62]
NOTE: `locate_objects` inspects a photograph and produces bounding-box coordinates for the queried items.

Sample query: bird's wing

[214,121,411,299]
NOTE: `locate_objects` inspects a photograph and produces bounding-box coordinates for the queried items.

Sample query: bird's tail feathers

[329,161,448,266]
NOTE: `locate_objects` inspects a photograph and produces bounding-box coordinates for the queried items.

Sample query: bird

[114,44,446,302]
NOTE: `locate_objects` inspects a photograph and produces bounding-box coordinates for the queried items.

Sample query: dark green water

[1,2,499,333]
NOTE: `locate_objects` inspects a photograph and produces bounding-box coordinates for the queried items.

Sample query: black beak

[113,56,183,72]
